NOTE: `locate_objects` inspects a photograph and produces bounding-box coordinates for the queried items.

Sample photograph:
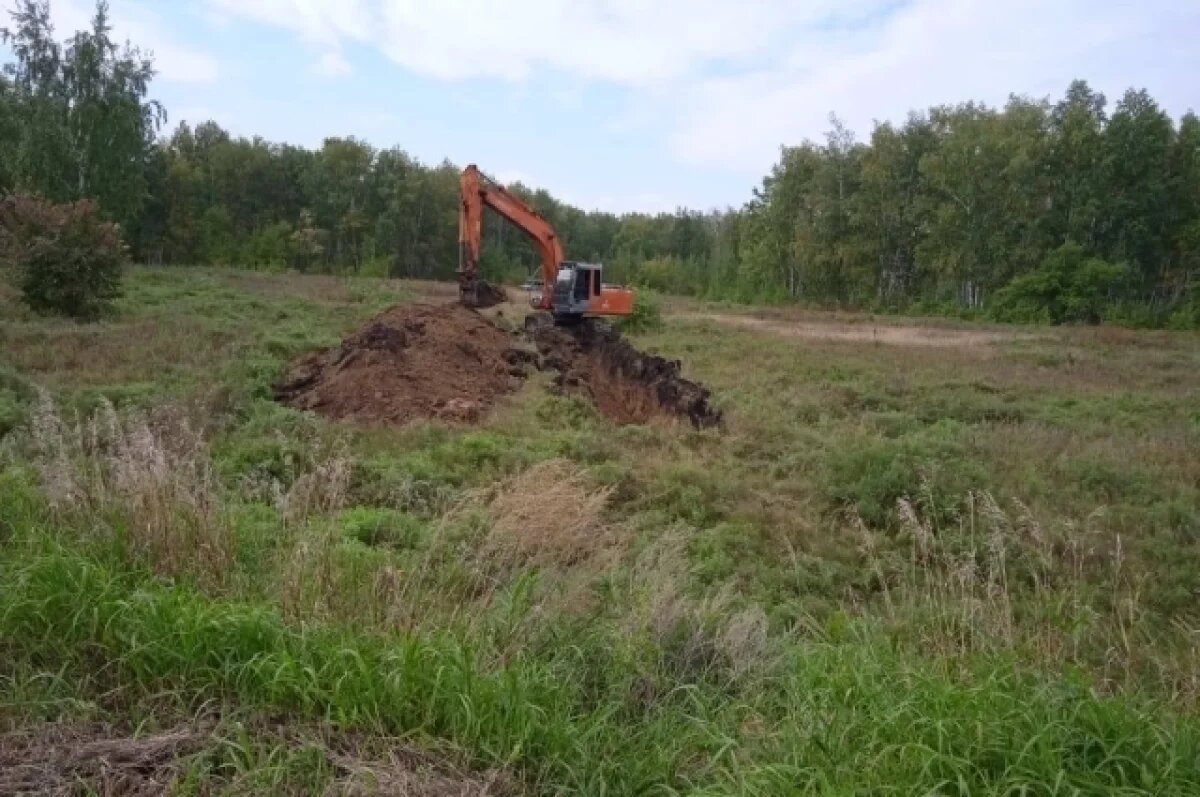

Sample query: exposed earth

[275,302,722,429]
[528,316,722,429]
[670,311,1022,348]
[274,303,528,425]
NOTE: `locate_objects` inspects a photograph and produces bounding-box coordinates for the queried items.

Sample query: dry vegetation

[484,458,616,569]
[0,267,1198,794]
[0,719,513,796]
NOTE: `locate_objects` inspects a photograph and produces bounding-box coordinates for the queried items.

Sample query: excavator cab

[548,262,634,322]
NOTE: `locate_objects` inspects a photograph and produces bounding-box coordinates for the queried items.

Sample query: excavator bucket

[459,277,508,309]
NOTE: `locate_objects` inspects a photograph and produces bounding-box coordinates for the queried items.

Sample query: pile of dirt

[274,303,534,425]
[276,303,722,430]
[529,318,723,429]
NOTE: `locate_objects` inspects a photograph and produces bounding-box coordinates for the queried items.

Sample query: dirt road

[671,311,1020,348]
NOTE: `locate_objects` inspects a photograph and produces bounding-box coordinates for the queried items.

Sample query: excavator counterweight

[458,164,633,323]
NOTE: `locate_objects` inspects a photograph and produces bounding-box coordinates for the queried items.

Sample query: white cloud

[672,0,1200,174]
[154,44,221,84]
[312,51,353,77]
[374,0,834,85]
[468,167,673,213]
[50,0,220,84]
[207,0,375,46]
[207,0,883,84]
[493,168,535,187]
[202,0,1199,181]
[569,191,678,215]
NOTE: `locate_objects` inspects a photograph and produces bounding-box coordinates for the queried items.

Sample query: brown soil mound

[276,303,722,430]
[530,319,723,429]
[274,303,533,425]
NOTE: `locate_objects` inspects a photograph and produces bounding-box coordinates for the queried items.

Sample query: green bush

[822,420,987,527]
[1165,296,1200,330]
[638,464,726,526]
[0,366,33,437]
[0,194,125,320]
[0,392,24,437]
[358,256,393,279]
[242,221,293,270]
[338,507,428,549]
[618,290,664,334]
[633,256,686,294]
[991,243,1127,325]
[198,206,237,265]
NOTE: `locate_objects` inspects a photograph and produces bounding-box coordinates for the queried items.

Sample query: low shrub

[618,290,665,334]
[339,506,428,549]
[0,366,33,437]
[0,194,126,320]
[822,420,987,527]
[990,243,1127,325]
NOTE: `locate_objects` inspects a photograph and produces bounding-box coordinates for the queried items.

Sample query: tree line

[2,0,1198,326]
[736,91,1199,325]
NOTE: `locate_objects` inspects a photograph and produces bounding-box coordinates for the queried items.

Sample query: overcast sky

[20,0,1200,212]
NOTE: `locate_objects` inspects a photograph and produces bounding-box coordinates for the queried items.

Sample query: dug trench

[273,302,722,429]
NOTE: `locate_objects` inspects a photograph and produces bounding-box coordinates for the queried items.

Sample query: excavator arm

[458,165,561,311]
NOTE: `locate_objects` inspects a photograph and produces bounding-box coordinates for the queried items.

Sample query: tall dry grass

[331,459,620,638]
[483,458,614,569]
[23,392,233,588]
[855,485,1200,705]
[615,529,776,690]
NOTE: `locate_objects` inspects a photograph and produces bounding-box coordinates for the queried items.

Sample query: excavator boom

[458,165,562,310]
[458,164,633,321]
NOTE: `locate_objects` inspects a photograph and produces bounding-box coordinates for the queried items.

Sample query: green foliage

[638,463,727,526]
[991,243,1127,324]
[0,392,23,436]
[616,288,664,334]
[289,209,326,272]
[0,0,164,230]
[395,430,536,486]
[634,255,685,293]
[2,544,1199,796]
[198,205,236,264]
[0,366,33,437]
[243,221,293,270]
[212,401,323,486]
[721,84,1195,325]
[357,256,392,279]
[338,507,428,549]
[822,420,987,527]
[0,193,125,320]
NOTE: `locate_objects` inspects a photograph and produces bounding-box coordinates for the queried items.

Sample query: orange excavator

[458,164,634,323]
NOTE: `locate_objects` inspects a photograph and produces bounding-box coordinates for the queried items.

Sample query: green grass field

[1,267,1198,794]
